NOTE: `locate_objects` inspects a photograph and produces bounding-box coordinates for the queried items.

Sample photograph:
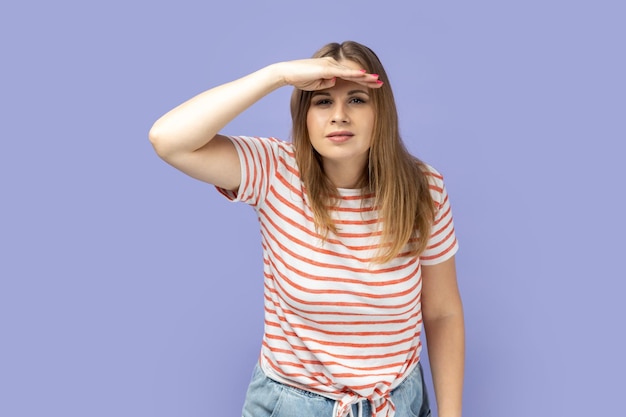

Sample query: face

[306,60,375,178]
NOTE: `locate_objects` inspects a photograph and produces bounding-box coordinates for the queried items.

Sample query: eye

[349,97,367,104]
[314,98,332,106]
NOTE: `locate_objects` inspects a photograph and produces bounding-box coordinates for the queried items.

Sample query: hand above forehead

[274,57,383,91]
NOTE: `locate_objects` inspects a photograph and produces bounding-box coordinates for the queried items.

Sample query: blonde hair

[290,41,436,263]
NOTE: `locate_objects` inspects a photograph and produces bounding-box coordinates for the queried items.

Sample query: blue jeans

[241,362,431,417]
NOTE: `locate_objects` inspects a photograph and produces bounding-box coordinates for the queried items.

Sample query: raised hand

[275,57,383,91]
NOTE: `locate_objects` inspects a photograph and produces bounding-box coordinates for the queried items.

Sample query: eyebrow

[310,89,370,98]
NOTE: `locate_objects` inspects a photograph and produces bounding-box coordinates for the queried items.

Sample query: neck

[323,159,367,189]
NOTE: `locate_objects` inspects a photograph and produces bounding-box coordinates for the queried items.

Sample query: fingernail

[359,69,367,73]
[376,80,384,85]
[371,74,379,78]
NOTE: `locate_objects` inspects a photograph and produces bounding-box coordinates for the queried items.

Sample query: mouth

[326,131,354,143]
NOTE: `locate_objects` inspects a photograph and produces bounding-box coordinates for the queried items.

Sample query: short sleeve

[419,166,459,265]
[214,136,279,209]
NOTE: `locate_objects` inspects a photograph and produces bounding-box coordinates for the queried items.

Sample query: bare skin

[306,61,376,189]
[149,57,381,191]
[422,258,465,417]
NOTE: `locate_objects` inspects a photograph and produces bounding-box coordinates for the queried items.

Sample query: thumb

[321,77,337,89]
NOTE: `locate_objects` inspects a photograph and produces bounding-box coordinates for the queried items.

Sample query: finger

[350,78,385,89]
[335,68,371,79]
[339,71,379,81]
[318,77,337,89]
[325,62,370,78]
[299,77,337,91]
[339,72,384,88]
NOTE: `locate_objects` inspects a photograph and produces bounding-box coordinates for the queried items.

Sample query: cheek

[364,111,375,141]
[306,111,324,136]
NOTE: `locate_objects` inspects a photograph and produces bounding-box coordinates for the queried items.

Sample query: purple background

[1,1,625,416]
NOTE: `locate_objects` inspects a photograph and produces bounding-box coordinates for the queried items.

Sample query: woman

[149,41,464,417]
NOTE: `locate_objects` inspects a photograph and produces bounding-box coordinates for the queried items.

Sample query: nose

[331,102,349,124]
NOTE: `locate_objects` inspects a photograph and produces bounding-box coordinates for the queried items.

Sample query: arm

[148,58,381,190]
[421,256,465,417]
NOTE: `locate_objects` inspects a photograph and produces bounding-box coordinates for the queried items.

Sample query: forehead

[311,80,371,100]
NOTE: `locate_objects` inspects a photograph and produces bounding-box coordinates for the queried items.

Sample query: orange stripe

[261,356,342,392]
[426,227,456,250]
[265,319,420,338]
[265,305,421,326]
[270,244,419,290]
[261,208,380,261]
[424,169,443,180]
[266,328,423,349]
[430,215,453,238]
[428,184,443,194]
[267,190,384,238]
[433,197,451,225]
[234,139,253,202]
[259,230,418,283]
[266,265,421,310]
[238,138,258,203]
[251,138,267,207]
[279,154,300,178]
[263,282,421,318]
[263,339,416,361]
[264,331,421,350]
[260,221,419,277]
[274,357,416,373]
[264,310,423,347]
[421,238,458,261]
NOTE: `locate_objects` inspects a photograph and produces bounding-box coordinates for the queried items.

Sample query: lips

[326,131,354,143]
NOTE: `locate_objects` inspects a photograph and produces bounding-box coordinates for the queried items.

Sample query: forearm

[424,312,465,417]
[149,64,285,157]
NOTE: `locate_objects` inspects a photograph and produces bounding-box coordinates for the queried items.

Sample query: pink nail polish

[359,69,367,73]
[371,74,379,78]
[376,80,384,85]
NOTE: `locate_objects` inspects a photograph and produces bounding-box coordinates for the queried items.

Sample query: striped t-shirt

[217,136,458,417]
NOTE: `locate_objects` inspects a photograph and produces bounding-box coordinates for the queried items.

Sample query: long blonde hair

[290,41,436,263]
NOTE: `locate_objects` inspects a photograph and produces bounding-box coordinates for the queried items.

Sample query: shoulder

[226,135,294,156]
[420,162,444,186]
[225,136,299,181]
[414,159,444,187]
[417,161,448,207]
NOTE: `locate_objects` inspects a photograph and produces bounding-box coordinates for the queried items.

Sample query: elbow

[422,298,465,325]
[148,123,174,159]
